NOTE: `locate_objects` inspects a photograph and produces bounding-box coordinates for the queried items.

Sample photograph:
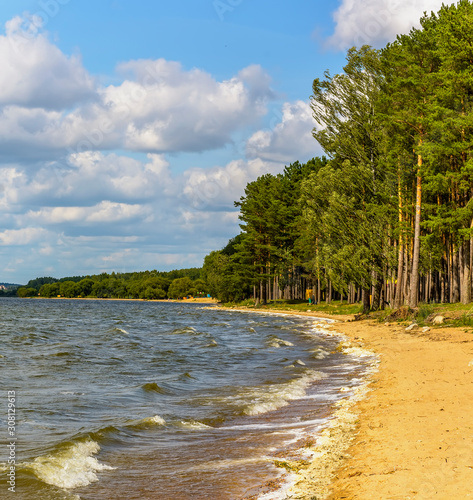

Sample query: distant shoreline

[15,296,219,304]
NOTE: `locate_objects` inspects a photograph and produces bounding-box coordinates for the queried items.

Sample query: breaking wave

[26,439,114,489]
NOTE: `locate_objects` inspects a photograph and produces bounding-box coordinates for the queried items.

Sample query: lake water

[0,299,373,499]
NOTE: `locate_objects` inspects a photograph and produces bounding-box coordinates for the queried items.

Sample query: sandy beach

[272,312,473,500]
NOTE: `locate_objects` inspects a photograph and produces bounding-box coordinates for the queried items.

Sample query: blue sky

[0,0,445,283]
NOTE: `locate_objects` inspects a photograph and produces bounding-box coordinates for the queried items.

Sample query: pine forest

[203,1,473,313]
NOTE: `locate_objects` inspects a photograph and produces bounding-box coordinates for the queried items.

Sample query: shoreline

[220,307,378,500]
[221,307,473,499]
[14,296,219,304]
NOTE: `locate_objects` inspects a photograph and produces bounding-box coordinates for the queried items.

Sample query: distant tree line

[15,269,209,300]
[204,2,473,312]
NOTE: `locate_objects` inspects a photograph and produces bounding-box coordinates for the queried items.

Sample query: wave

[24,438,114,489]
[242,369,326,416]
[266,336,294,348]
[103,327,130,337]
[126,415,166,430]
[285,359,306,368]
[202,339,218,348]
[177,419,213,430]
[141,382,168,394]
[309,347,331,360]
[112,327,129,334]
[171,326,198,335]
[51,351,72,357]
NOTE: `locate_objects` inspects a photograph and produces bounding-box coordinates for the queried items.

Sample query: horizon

[0,0,445,283]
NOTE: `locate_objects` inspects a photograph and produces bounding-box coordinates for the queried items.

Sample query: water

[0,299,374,499]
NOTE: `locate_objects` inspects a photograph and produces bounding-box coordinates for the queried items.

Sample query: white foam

[309,348,330,360]
[341,344,374,358]
[27,439,114,489]
[185,456,269,472]
[140,415,166,426]
[244,370,326,416]
[267,337,294,348]
[178,420,212,430]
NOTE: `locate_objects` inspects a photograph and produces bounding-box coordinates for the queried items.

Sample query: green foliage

[167,277,193,299]
[26,277,57,289]
[17,287,38,298]
[25,268,205,300]
[202,248,250,302]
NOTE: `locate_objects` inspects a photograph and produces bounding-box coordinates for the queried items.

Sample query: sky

[0,0,446,284]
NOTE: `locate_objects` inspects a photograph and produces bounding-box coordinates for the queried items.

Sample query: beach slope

[299,318,473,500]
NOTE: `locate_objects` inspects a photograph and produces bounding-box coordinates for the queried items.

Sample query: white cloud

[183,158,282,209]
[246,101,321,163]
[0,55,275,159]
[0,15,96,109]
[327,0,445,50]
[24,201,150,225]
[0,227,48,245]
[100,60,273,153]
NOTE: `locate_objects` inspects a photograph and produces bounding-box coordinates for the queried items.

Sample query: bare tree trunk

[394,173,405,309]
[326,280,332,304]
[362,288,370,314]
[440,272,445,303]
[447,240,453,303]
[260,272,267,305]
[403,247,410,305]
[371,272,383,311]
[452,244,460,303]
[394,243,404,308]
[461,239,471,304]
[409,162,422,308]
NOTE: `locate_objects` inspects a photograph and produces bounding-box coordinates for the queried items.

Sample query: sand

[280,314,473,500]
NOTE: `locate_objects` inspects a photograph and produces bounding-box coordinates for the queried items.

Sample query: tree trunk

[403,246,410,304]
[326,280,332,304]
[461,239,471,304]
[371,272,383,311]
[394,169,405,309]
[362,287,371,314]
[394,243,404,308]
[260,274,267,305]
[452,244,460,303]
[409,161,422,308]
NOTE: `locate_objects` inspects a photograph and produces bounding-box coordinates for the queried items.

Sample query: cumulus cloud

[0,23,276,161]
[327,0,445,50]
[0,227,48,245]
[0,152,173,208]
[79,60,273,154]
[25,201,150,225]
[183,158,283,210]
[246,101,321,163]
[0,15,96,109]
